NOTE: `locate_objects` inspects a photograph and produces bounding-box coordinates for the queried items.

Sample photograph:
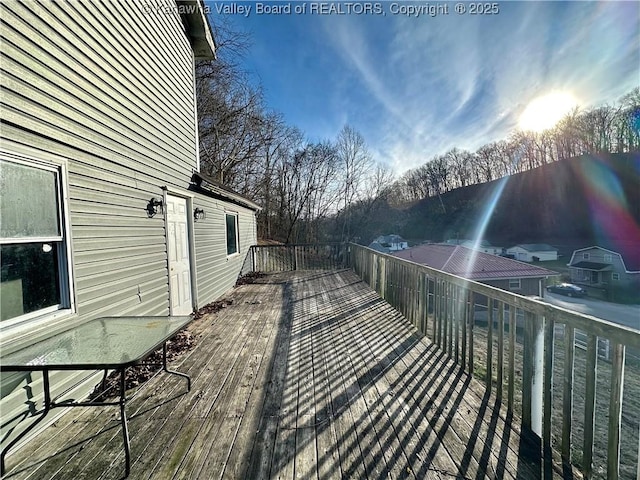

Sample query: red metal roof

[392,244,559,280]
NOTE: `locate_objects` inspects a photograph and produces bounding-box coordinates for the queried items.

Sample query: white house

[506,244,558,262]
[445,239,502,255]
[369,234,408,253]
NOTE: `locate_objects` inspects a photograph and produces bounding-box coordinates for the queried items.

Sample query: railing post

[607,343,625,480]
[583,334,597,479]
[251,245,257,273]
[523,312,543,436]
[561,325,574,461]
[543,315,555,478]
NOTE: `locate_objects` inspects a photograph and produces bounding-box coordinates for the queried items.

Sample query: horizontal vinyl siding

[194,196,257,306]
[0,0,201,454]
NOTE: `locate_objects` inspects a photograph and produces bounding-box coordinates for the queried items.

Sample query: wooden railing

[245,243,348,273]
[242,242,639,478]
[349,243,640,480]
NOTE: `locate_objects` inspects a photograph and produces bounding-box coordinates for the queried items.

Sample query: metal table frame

[1,316,194,477]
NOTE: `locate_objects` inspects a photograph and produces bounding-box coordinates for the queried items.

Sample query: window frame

[508,278,521,290]
[225,211,239,257]
[582,253,590,260]
[0,154,75,329]
[603,254,612,263]
[612,273,620,281]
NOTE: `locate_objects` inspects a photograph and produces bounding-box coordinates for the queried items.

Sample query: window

[612,273,620,281]
[509,278,521,290]
[582,253,590,260]
[0,157,73,324]
[225,212,238,255]
[604,254,612,263]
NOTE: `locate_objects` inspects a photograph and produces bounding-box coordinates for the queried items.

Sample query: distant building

[568,246,640,289]
[445,238,502,255]
[369,234,408,253]
[506,244,559,262]
[393,244,559,296]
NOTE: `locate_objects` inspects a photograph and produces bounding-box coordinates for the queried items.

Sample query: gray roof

[368,241,390,253]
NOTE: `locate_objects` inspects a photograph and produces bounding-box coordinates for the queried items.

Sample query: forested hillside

[396,152,640,254]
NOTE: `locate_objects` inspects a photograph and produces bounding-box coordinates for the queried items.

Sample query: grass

[434,317,640,480]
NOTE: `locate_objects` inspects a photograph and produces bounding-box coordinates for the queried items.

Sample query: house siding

[569,247,636,287]
[483,277,543,297]
[193,197,257,306]
[506,246,557,262]
[1,1,252,455]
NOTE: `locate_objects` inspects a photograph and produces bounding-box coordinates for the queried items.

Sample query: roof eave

[178,0,216,60]
[191,172,262,212]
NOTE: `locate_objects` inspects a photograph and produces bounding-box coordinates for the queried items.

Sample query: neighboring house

[1,0,259,452]
[393,244,559,296]
[506,244,559,262]
[369,234,408,253]
[445,238,502,255]
[568,246,640,288]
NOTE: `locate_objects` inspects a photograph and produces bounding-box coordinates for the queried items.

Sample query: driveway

[543,291,640,331]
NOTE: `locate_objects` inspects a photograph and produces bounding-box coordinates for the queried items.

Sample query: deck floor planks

[221,296,284,480]
[314,274,368,480]
[196,294,282,479]
[330,274,417,479]
[102,290,265,479]
[4,270,577,480]
[166,301,275,479]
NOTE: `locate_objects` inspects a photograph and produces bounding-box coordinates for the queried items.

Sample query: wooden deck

[3,270,574,479]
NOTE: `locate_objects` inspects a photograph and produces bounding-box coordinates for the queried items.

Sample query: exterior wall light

[194,207,206,222]
[146,198,163,218]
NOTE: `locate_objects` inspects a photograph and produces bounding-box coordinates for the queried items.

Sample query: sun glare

[519,92,579,132]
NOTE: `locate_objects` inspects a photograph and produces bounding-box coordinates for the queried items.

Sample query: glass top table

[1,316,194,371]
[1,315,194,477]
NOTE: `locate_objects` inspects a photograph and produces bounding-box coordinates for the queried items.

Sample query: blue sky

[205,1,639,173]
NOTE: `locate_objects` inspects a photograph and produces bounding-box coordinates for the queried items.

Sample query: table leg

[162,342,191,391]
[119,368,131,477]
[1,370,52,475]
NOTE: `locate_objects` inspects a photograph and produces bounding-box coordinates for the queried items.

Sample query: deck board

[3,270,576,479]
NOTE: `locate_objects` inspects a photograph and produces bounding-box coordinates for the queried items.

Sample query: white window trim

[225,211,240,257]
[508,278,521,290]
[604,254,612,263]
[612,273,620,281]
[583,253,590,260]
[0,152,76,331]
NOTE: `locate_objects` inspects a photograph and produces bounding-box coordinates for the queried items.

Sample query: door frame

[163,189,198,314]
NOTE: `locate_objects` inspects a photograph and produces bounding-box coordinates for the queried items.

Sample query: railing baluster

[462,288,468,370]
[497,301,504,399]
[447,282,453,358]
[607,343,625,480]
[508,305,516,411]
[562,325,574,462]
[583,334,597,478]
[455,286,460,364]
[487,298,493,390]
[469,291,475,375]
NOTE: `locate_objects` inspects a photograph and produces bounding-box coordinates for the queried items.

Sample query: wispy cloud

[237,1,639,174]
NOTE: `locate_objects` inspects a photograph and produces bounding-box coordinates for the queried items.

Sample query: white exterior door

[166,195,192,315]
